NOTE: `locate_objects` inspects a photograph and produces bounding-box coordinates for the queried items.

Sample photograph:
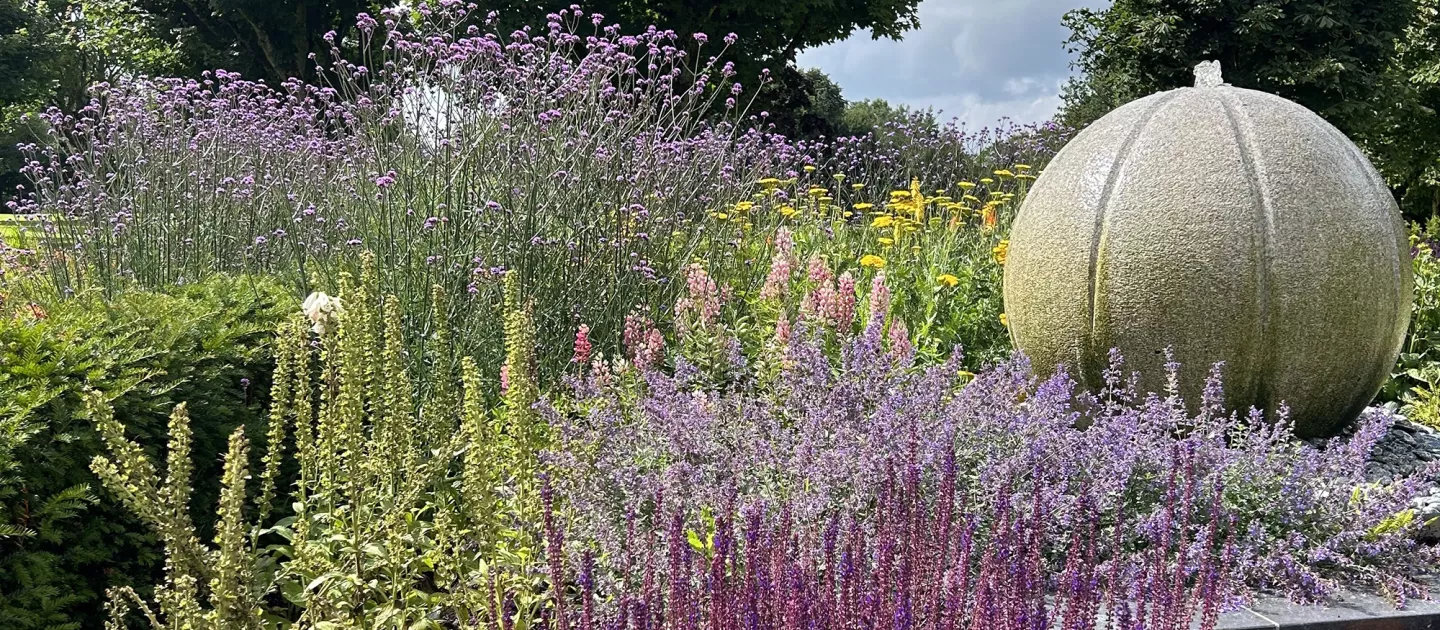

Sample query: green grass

[0,215,39,248]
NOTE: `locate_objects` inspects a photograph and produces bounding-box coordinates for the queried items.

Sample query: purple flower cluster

[8,1,1070,376]
[545,322,1436,604]
[531,454,1232,630]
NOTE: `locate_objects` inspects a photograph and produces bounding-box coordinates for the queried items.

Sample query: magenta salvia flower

[536,417,1235,630]
[572,324,593,366]
[834,271,858,332]
[674,263,721,335]
[806,254,833,285]
[759,227,796,301]
[888,318,912,366]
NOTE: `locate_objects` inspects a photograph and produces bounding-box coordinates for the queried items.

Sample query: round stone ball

[1002,64,1412,438]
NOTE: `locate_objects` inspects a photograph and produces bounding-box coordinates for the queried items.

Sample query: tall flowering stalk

[525,447,1233,630]
[90,251,547,628]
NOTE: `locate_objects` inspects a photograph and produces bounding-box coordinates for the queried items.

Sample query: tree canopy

[1059,0,1439,218]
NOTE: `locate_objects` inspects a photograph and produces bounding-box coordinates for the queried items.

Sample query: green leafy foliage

[0,274,294,629]
[1389,220,1440,426]
[1381,220,1440,402]
[96,253,545,629]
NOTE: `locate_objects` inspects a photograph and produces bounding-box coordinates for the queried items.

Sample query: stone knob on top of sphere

[1002,61,1412,438]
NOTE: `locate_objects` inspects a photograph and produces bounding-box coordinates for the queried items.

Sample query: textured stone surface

[1004,72,1413,438]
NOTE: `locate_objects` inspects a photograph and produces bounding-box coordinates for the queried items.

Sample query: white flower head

[302,291,344,335]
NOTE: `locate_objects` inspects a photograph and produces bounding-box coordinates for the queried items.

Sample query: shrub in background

[0,274,292,629]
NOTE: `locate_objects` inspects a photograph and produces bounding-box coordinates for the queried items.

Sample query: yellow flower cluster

[992,240,1009,265]
[707,168,1034,292]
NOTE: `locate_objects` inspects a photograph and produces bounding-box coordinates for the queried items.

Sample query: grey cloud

[797,0,1108,126]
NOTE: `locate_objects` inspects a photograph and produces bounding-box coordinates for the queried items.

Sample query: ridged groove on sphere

[1003,80,1412,438]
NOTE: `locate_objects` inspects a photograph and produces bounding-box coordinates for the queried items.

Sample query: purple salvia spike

[580,551,596,630]
[487,569,503,630]
[501,593,516,630]
[543,476,569,630]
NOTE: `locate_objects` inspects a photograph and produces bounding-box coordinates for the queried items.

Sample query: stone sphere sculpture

[1003,61,1412,438]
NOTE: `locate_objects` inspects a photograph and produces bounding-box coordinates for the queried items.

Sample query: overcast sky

[796,0,1108,128]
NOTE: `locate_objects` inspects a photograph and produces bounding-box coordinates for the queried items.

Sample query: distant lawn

[0,215,40,248]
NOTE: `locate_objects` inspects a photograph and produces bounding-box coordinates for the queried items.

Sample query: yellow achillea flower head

[992,240,1010,265]
[757,177,781,188]
[851,183,865,190]
[871,215,894,228]
[804,165,817,172]
[994,169,1015,179]
[937,274,959,287]
[1015,164,1032,171]
[860,254,886,268]
[980,177,994,185]
[853,203,875,211]
[779,205,797,217]
[958,181,976,190]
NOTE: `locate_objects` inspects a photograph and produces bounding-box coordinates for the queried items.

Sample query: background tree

[509,0,920,75]
[1,0,180,194]
[0,0,55,114]
[840,97,939,136]
[1367,0,1440,217]
[1058,0,1431,217]
[486,0,920,138]
[752,67,849,138]
[131,0,381,84]
[126,0,920,101]
[0,0,58,195]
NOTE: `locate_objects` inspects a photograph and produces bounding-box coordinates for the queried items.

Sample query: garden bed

[2,4,1439,629]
